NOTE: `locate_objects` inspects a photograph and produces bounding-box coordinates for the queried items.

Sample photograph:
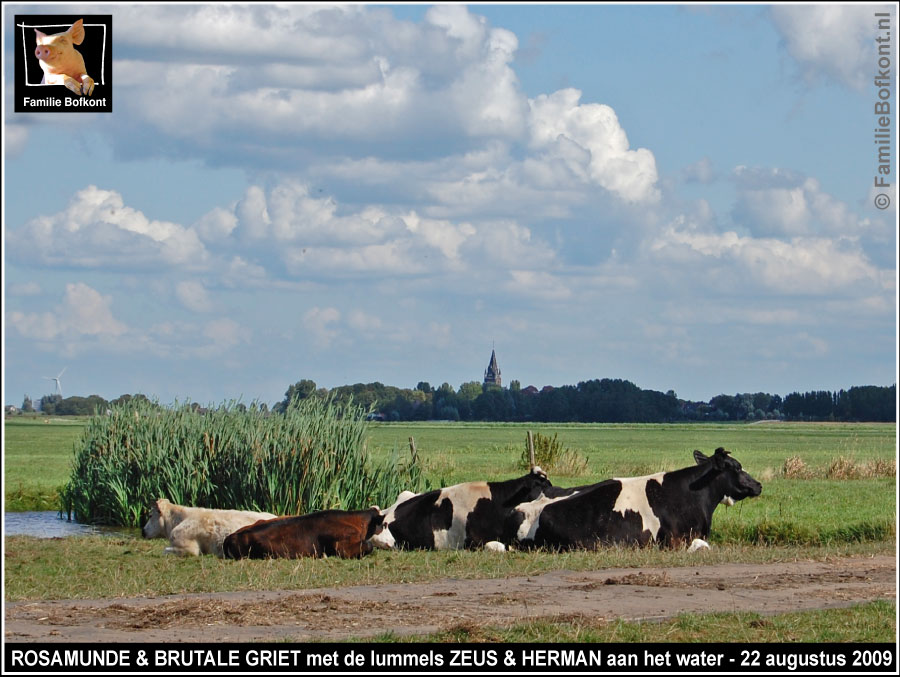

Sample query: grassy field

[4,418,897,515]
[4,418,86,511]
[3,418,896,642]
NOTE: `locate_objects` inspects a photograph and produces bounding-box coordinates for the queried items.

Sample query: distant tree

[39,394,62,414]
[473,388,513,420]
[55,395,110,416]
[415,381,433,394]
[458,381,483,402]
[274,379,318,413]
[22,395,34,413]
[110,394,152,408]
[437,405,460,421]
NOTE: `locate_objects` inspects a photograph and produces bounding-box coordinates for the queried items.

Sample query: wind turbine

[44,367,67,398]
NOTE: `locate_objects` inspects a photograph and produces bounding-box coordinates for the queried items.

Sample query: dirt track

[5,555,895,643]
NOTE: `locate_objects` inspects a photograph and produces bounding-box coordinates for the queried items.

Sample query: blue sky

[3,2,897,407]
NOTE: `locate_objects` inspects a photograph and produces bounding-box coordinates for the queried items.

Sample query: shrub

[519,432,588,476]
[60,395,426,526]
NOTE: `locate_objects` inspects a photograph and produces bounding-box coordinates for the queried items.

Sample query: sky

[3,2,898,407]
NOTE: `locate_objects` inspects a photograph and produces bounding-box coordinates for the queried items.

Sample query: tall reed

[60,396,425,526]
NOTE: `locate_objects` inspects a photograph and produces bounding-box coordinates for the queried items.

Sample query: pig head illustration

[34,19,94,96]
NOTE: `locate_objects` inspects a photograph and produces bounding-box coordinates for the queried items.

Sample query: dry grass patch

[782,455,895,480]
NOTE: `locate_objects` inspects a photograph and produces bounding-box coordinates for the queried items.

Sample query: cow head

[365,509,386,539]
[692,448,762,504]
[141,498,170,539]
[527,465,552,498]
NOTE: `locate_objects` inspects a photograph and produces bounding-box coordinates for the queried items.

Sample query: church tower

[483,348,501,388]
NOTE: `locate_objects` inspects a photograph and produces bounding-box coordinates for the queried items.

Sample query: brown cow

[223,508,385,560]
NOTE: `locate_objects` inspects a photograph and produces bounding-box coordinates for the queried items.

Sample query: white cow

[141,498,277,557]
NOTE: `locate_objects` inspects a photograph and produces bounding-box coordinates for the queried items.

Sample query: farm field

[3,418,896,643]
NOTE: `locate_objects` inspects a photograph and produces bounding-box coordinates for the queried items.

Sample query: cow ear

[712,447,731,468]
[693,449,709,465]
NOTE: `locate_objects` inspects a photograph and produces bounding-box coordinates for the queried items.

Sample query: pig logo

[33,18,94,96]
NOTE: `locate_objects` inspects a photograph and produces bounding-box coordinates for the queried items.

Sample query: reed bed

[60,396,425,526]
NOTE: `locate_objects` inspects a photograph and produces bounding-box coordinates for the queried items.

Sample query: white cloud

[347,310,384,332]
[193,207,238,242]
[9,186,209,270]
[175,280,213,313]
[506,270,572,301]
[303,306,342,348]
[9,283,127,340]
[106,4,533,153]
[732,167,879,239]
[771,5,886,90]
[57,5,657,214]
[403,211,475,262]
[216,182,555,278]
[681,157,717,184]
[528,88,660,203]
[201,318,251,351]
[650,224,888,295]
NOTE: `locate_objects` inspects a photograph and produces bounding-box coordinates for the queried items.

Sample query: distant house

[4,405,19,415]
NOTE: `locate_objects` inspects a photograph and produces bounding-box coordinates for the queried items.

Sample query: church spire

[483,347,501,388]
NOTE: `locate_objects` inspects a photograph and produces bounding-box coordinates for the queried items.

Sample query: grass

[3,533,892,602]
[3,418,896,639]
[364,600,896,643]
[4,418,85,511]
[6,419,896,508]
[59,397,425,526]
[364,421,897,487]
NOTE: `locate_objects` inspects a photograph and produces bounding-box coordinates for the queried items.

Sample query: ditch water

[4,511,132,538]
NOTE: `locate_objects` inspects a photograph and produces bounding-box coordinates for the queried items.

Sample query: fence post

[409,436,418,464]
[527,430,535,469]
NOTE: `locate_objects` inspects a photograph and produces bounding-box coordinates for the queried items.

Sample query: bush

[60,395,426,526]
[519,432,588,476]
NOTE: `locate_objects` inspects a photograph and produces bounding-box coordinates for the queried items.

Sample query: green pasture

[4,418,86,511]
[3,418,896,643]
[4,418,896,513]
[365,421,896,484]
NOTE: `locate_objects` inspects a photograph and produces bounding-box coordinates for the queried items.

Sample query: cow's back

[224,509,381,559]
[530,479,652,549]
[387,490,454,549]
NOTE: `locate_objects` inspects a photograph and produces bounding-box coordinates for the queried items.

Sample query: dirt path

[5,555,895,643]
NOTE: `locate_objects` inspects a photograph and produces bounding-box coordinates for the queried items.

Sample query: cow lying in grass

[141,498,277,557]
[370,467,552,551]
[503,448,761,551]
[223,508,385,559]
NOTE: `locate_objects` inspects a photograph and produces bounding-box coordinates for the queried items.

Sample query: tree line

[18,380,895,423]
[273,379,896,423]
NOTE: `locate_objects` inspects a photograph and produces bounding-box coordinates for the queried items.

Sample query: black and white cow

[504,448,761,551]
[370,467,552,550]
